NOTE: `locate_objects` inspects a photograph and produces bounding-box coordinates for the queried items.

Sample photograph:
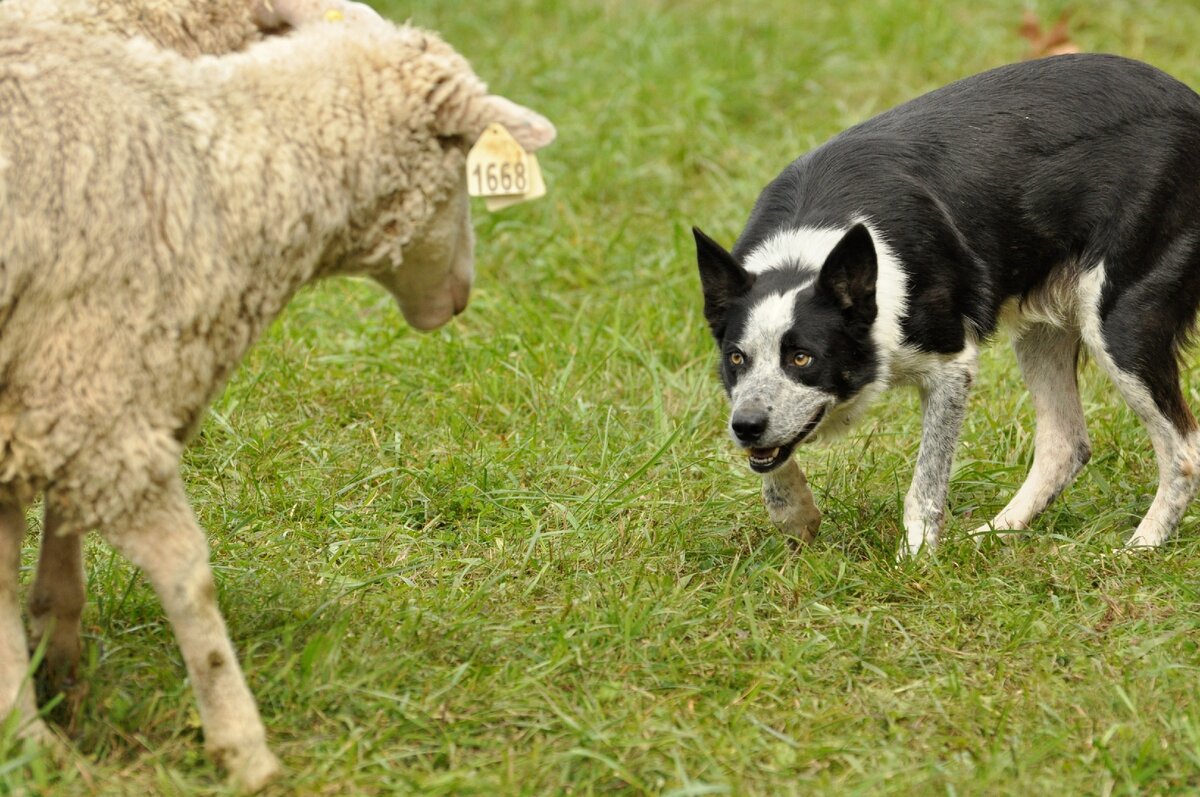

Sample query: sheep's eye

[729,351,745,367]
[792,352,812,368]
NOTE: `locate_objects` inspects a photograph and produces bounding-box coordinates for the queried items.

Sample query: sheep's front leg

[762,458,821,543]
[0,501,55,745]
[104,480,279,792]
[28,505,86,704]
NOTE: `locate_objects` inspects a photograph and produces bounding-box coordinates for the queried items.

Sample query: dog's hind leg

[978,324,1091,537]
[1080,267,1200,548]
[762,458,821,543]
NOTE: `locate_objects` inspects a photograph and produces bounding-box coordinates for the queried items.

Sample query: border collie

[694,53,1200,556]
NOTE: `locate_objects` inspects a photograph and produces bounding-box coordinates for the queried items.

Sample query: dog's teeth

[749,447,780,462]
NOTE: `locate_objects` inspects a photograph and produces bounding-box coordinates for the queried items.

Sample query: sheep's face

[369,174,474,331]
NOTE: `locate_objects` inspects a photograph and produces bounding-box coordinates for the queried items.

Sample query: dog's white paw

[1119,539,1162,554]
[971,518,1027,545]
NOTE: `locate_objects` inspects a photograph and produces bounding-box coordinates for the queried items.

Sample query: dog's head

[694,224,881,472]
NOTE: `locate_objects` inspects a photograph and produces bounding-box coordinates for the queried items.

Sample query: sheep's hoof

[33,660,87,731]
[17,717,69,760]
[218,743,282,793]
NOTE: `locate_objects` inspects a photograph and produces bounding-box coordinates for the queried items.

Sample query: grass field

[7,0,1200,794]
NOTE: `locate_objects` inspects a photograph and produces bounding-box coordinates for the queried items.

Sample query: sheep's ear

[441,93,556,152]
[476,95,556,151]
[254,0,383,30]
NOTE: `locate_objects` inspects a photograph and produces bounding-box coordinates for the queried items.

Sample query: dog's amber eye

[792,352,812,368]
[729,351,745,366]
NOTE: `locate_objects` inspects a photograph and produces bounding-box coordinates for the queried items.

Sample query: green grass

[8,0,1200,793]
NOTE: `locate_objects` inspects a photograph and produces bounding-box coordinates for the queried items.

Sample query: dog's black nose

[731,410,768,444]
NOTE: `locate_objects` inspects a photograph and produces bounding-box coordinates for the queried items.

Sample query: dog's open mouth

[748,446,792,472]
[747,406,827,473]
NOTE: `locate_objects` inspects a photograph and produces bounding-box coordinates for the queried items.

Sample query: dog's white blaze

[730,287,801,408]
[739,288,800,358]
[730,287,831,446]
[745,225,910,357]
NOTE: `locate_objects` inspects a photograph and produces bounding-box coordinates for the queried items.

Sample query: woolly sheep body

[0,0,264,54]
[0,8,554,791]
[0,0,388,56]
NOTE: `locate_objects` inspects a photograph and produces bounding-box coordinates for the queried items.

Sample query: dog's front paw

[767,496,822,543]
[896,536,928,560]
[762,460,821,543]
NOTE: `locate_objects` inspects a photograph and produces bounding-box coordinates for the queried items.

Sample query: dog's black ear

[694,227,754,339]
[817,224,877,326]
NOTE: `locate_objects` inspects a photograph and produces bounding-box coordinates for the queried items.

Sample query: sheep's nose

[451,279,470,316]
[731,409,768,444]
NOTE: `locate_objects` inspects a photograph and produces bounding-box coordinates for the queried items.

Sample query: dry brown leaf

[1018,8,1081,59]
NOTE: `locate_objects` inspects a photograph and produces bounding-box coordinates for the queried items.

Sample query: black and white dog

[695,54,1200,556]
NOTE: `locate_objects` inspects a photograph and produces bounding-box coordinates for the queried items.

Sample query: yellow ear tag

[324,8,344,22]
[465,123,547,212]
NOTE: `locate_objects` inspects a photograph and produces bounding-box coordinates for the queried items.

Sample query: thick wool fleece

[0,9,553,790]
[0,0,392,57]
[0,0,264,55]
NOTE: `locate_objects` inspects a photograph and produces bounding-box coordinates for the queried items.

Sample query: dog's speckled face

[694,225,880,472]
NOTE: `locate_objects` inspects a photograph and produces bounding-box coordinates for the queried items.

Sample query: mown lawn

[7,0,1200,794]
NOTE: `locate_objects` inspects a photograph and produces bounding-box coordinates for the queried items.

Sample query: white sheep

[0,0,386,56]
[0,6,554,791]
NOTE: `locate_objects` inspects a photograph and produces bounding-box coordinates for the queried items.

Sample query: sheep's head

[368,171,475,331]
[354,31,556,331]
